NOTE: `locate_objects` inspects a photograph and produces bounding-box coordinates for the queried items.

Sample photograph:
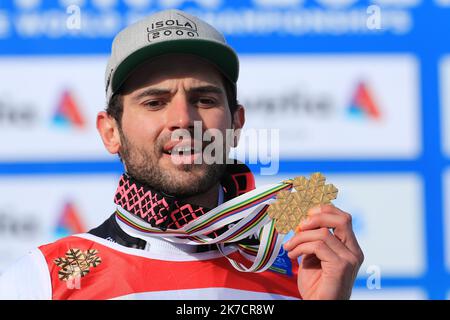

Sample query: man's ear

[231,104,245,147]
[96,111,121,154]
[232,104,245,130]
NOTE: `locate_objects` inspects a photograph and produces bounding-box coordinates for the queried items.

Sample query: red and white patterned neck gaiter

[114,174,210,231]
[113,162,256,231]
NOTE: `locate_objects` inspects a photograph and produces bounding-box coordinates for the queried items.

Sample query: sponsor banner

[351,288,426,300]
[232,55,420,160]
[0,0,422,46]
[0,56,110,161]
[1,55,420,161]
[440,56,450,157]
[255,173,425,277]
[0,174,119,272]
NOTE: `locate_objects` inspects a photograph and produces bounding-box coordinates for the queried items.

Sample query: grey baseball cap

[105,9,239,103]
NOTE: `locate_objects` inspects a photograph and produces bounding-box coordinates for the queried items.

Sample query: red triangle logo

[53,90,85,128]
[349,82,381,119]
[55,202,86,237]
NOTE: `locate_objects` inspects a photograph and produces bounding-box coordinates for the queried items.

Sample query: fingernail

[296,217,310,232]
[302,216,311,225]
[308,206,322,216]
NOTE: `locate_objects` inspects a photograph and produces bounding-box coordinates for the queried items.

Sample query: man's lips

[162,140,203,155]
[161,140,204,165]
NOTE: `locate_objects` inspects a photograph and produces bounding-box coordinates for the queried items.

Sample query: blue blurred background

[0,0,449,299]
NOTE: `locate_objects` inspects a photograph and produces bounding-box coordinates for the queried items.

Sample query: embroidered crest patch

[54,248,102,281]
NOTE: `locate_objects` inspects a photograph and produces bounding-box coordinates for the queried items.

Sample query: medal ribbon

[115,180,294,273]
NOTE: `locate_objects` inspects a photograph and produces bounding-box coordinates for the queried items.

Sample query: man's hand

[283,204,364,300]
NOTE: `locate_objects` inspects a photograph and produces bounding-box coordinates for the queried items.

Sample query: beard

[118,127,227,198]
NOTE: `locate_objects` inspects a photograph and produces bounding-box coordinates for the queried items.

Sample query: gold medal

[267,172,338,234]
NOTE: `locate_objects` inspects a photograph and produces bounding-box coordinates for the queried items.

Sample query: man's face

[117,54,235,197]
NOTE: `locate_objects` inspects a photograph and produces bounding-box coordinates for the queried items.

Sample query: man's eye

[196,97,217,107]
[143,100,165,109]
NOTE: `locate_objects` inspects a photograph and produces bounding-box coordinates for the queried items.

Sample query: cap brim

[112,39,239,93]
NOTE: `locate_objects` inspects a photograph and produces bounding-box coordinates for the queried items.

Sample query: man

[0,9,363,300]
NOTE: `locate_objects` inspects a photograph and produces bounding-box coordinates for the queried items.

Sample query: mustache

[156,130,217,153]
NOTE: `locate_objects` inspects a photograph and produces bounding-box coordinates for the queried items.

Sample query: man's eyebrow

[132,88,172,102]
[131,85,224,102]
[189,85,224,95]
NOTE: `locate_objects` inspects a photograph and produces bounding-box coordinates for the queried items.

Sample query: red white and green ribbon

[115,181,293,273]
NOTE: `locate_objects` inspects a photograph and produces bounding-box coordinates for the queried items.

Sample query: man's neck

[182,183,220,209]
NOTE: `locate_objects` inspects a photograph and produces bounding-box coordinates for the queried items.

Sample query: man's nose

[165,95,197,131]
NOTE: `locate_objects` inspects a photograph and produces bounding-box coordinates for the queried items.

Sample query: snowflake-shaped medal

[267,172,338,234]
